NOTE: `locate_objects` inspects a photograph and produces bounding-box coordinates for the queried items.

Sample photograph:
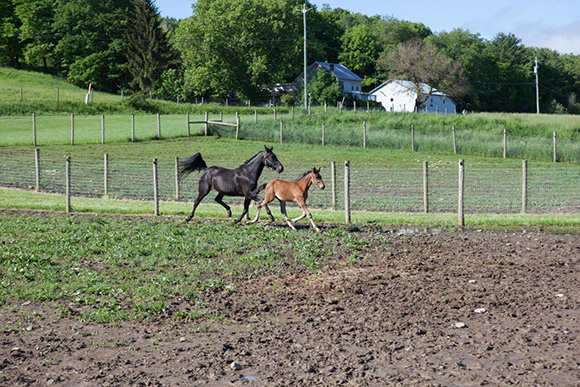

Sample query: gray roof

[314,62,363,82]
[295,62,363,83]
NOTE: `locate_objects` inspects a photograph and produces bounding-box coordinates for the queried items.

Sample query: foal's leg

[293,198,320,232]
[214,193,232,217]
[252,197,275,222]
[279,201,297,230]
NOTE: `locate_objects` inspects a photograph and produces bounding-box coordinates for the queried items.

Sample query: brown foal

[250,167,325,231]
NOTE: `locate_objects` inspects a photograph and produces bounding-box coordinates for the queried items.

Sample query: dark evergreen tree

[126,0,174,95]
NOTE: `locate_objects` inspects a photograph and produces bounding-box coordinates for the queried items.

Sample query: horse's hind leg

[252,196,275,222]
[214,193,232,217]
[186,180,211,222]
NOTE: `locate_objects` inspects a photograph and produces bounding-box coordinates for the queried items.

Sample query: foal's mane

[294,170,312,182]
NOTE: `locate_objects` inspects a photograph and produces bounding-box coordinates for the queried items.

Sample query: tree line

[1,0,579,114]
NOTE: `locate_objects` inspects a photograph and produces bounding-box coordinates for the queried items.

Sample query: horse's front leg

[234,198,251,223]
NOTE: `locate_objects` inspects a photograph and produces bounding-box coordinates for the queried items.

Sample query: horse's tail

[251,183,268,198]
[178,153,208,179]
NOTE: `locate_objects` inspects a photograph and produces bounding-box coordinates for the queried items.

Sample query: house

[370,80,456,114]
[295,61,374,101]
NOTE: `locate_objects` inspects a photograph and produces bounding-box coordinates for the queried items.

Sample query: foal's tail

[178,153,208,179]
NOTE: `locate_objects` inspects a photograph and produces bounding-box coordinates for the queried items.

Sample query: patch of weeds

[348,252,360,264]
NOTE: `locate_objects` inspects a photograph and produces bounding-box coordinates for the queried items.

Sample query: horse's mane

[294,170,312,182]
[243,151,263,165]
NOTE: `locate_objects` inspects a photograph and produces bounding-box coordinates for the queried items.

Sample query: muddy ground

[1,228,579,386]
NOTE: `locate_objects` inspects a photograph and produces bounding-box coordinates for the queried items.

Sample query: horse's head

[263,145,284,173]
[311,167,325,190]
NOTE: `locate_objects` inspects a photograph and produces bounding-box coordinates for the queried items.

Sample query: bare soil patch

[1,228,579,386]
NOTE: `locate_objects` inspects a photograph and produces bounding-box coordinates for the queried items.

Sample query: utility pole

[299,3,312,110]
[534,56,540,114]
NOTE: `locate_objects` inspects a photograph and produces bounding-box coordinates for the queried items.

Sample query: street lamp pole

[299,3,312,110]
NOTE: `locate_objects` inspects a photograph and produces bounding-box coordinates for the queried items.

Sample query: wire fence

[1,149,578,215]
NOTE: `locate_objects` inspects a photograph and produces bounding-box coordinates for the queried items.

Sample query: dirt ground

[1,227,579,386]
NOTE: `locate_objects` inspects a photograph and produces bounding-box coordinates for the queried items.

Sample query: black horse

[179,145,284,223]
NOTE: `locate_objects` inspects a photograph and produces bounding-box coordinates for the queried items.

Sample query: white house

[295,61,374,101]
[370,80,456,114]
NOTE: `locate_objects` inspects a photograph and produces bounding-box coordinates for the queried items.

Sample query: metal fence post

[553,131,557,162]
[280,121,283,144]
[32,113,37,146]
[101,115,105,144]
[157,113,161,139]
[153,158,159,216]
[66,156,71,213]
[175,157,180,201]
[423,161,429,213]
[70,113,75,145]
[104,153,108,198]
[344,161,351,223]
[458,159,465,226]
[331,161,336,210]
[503,129,507,158]
[363,121,367,148]
[452,126,457,154]
[35,148,40,192]
[522,160,528,213]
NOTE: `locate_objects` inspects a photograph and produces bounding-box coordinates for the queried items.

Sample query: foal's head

[309,167,325,190]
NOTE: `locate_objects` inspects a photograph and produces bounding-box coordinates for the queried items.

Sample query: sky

[156,0,580,55]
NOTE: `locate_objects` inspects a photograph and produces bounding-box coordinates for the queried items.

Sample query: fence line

[1,112,572,162]
[1,151,578,224]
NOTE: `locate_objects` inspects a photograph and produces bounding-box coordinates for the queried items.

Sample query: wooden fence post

[235,111,240,140]
[458,159,465,226]
[553,131,557,162]
[503,129,507,158]
[204,111,208,136]
[175,157,180,200]
[354,101,357,112]
[66,156,71,213]
[521,160,528,213]
[157,113,161,139]
[103,153,109,198]
[331,161,336,210]
[32,113,36,146]
[411,124,415,151]
[101,115,105,144]
[153,158,159,216]
[70,113,75,145]
[423,161,429,213]
[187,113,191,137]
[324,101,327,113]
[35,148,40,192]
[131,114,135,142]
[322,123,325,146]
[363,121,367,148]
[254,110,257,123]
[452,125,457,154]
[280,121,283,144]
[344,161,351,223]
